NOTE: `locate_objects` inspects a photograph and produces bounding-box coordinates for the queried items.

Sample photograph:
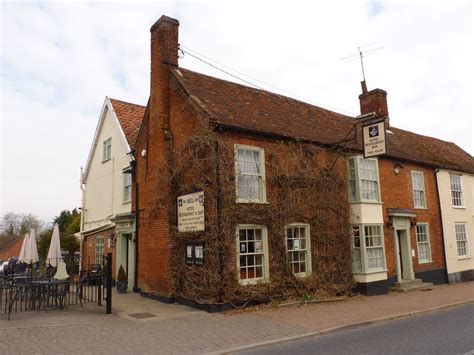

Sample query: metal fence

[0,254,112,320]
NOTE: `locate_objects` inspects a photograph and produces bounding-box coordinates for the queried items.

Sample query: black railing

[0,256,111,320]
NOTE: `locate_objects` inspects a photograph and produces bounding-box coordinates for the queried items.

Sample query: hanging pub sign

[177,191,205,232]
[362,120,387,158]
[185,241,205,266]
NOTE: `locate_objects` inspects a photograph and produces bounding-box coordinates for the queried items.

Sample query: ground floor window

[455,223,469,257]
[416,223,432,262]
[237,225,268,284]
[286,224,312,277]
[351,224,385,273]
[95,236,104,266]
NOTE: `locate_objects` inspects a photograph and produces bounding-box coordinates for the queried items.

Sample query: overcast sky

[1,1,472,223]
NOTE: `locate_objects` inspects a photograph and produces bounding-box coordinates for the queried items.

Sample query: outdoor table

[31,279,70,310]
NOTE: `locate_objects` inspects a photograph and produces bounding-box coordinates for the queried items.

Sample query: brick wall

[81,227,116,276]
[379,158,446,277]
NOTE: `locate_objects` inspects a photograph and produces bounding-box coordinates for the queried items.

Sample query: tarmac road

[239,303,474,355]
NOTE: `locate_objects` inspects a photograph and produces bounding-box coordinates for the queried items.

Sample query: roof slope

[109,98,145,150]
[0,235,23,260]
[173,68,474,174]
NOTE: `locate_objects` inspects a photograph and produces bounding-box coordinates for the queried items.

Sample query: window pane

[286,226,310,276]
[238,227,266,281]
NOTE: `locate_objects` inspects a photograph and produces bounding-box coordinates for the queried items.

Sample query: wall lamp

[394,162,404,175]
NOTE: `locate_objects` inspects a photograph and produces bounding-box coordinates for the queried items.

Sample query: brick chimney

[359,81,390,127]
[150,15,179,131]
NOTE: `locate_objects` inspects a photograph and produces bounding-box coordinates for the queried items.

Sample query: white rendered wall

[82,106,132,232]
[437,170,474,276]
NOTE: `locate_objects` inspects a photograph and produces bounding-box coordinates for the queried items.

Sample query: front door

[393,217,415,282]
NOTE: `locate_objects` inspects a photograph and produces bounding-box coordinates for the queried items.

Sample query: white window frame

[102,137,112,162]
[351,225,362,273]
[416,223,432,263]
[351,224,386,273]
[450,174,464,207]
[235,145,267,203]
[123,172,132,203]
[285,224,312,277]
[411,171,427,209]
[236,224,269,285]
[95,236,104,266]
[347,156,381,203]
[455,223,469,258]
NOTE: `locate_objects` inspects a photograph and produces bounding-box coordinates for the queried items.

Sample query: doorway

[395,227,414,281]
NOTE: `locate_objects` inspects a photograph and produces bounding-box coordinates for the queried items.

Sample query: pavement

[0,282,472,354]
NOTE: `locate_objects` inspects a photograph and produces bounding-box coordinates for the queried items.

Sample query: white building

[80,97,144,290]
[437,170,474,282]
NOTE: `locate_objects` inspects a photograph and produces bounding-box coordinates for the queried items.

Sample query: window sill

[350,200,383,205]
[413,206,427,210]
[102,158,111,163]
[122,200,131,205]
[452,206,466,209]
[418,260,432,264]
[353,269,388,275]
[294,272,312,279]
[457,256,471,260]
[236,199,269,204]
[238,278,269,286]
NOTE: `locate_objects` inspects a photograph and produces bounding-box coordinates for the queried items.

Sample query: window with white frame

[365,225,384,270]
[416,223,431,262]
[351,226,362,272]
[286,224,312,277]
[455,223,469,257]
[351,224,385,273]
[95,236,104,266]
[123,173,132,203]
[347,157,380,202]
[235,145,266,202]
[411,171,426,208]
[103,138,112,161]
[237,225,268,284]
[450,174,463,207]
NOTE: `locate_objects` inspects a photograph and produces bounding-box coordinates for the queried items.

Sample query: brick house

[80,97,144,289]
[130,15,473,304]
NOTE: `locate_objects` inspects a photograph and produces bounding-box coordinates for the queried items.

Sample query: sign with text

[362,120,387,158]
[177,191,205,232]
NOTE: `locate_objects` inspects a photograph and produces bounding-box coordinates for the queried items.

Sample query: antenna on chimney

[340,43,384,82]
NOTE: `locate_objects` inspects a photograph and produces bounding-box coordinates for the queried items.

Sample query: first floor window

[95,236,104,266]
[347,156,380,203]
[416,223,432,262]
[235,145,266,202]
[286,224,311,276]
[450,174,463,207]
[411,171,426,208]
[123,173,132,202]
[455,223,469,257]
[237,225,268,284]
[351,224,385,273]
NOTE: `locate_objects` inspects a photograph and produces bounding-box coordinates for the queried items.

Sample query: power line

[180,45,357,116]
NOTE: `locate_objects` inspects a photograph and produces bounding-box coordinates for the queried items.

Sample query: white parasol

[47,224,63,267]
[27,229,39,263]
[18,233,29,262]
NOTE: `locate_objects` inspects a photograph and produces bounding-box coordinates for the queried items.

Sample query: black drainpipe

[215,134,225,302]
[434,168,449,284]
[131,159,140,292]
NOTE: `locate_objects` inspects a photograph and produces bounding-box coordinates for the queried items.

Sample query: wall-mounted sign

[362,120,387,158]
[185,241,205,266]
[177,191,205,232]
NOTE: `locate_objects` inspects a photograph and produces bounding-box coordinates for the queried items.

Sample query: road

[239,303,474,355]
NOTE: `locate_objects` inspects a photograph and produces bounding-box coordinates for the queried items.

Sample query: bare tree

[0,212,46,236]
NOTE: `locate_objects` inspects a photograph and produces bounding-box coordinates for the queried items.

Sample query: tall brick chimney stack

[359,81,390,128]
[150,15,179,131]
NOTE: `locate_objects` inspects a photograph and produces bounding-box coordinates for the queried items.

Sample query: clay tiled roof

[173,68,474,174]
[109,98,145,150]
[0,235,23,260]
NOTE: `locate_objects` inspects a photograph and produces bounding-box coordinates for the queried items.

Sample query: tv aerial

[340,43,384,81]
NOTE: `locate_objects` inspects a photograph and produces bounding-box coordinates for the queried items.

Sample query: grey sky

[1,1,472,223]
